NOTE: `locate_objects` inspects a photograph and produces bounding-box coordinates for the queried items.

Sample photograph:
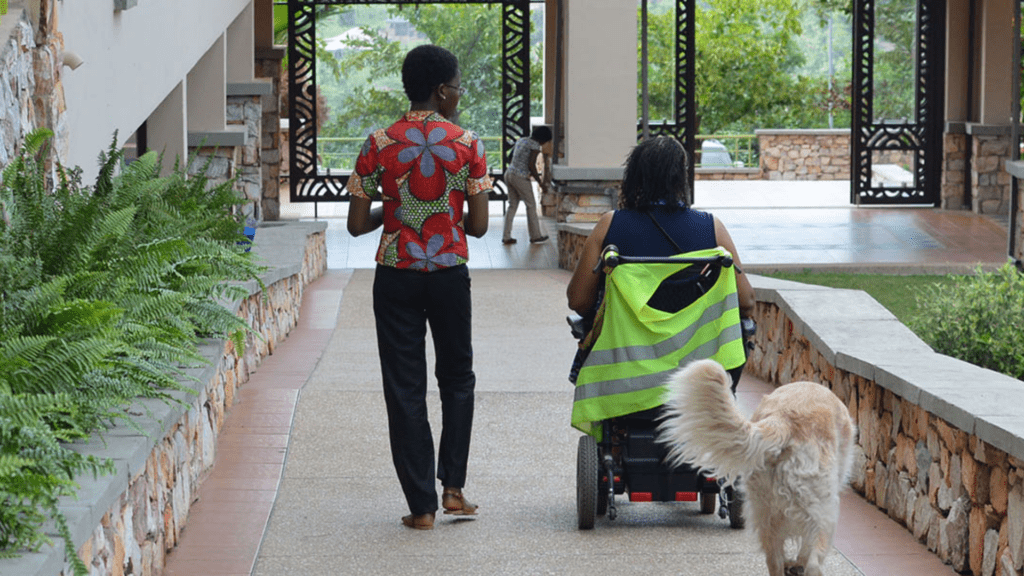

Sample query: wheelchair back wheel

[576,435,599,529]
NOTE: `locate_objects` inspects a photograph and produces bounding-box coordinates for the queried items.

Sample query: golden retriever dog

[658,359,856,576]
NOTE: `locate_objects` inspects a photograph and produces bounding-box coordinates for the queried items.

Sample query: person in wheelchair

[567,136,754,387]
[567,135,754,338]
[565,136,756,528]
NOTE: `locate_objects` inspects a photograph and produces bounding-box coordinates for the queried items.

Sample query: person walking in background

[502,125,552,245]
[346,44,490,531]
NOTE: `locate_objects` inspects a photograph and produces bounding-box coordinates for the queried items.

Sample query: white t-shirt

[506,137,541,178]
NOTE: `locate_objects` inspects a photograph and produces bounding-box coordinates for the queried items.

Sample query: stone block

[983,528,1000,576]
[1009,482,1024,569]
[946,497,970,571]
[916,441,932,489]
[992,466,1009,515]
[1000,550,1016,576]
[896,434,917,477]
[875,461,889,509]
[972,506,990,575]
[913,493,935,541]
[930,462,942,506]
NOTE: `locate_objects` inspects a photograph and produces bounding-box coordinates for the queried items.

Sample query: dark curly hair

[530,125,553,144]
[619,136,690,211]
[401,45,460,103]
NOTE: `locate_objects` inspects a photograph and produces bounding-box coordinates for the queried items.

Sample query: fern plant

[0,129,266,572]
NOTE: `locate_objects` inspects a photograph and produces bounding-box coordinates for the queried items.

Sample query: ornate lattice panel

[637,0,695,204]
[851,0,946,205]
[287,0,530,203]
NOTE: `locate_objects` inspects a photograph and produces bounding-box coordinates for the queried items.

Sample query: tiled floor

[281,180,1012,272]
[162,181,1008,575]
[162,271,351,576]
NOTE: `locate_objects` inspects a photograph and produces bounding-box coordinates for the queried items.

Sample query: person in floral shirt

[347,44,491,531]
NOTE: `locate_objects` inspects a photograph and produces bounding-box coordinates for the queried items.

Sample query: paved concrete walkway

[253,269,869,576]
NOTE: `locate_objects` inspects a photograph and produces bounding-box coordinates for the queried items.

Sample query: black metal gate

[638,0,696,204]
[851,0,946,205]
[286,0,531,203]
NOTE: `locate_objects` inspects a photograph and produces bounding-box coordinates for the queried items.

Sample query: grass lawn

[759,271,963,329]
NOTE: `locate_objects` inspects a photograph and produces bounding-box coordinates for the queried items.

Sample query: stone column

[1004,162,1024,262]
[255,47,284,221]
[551,0,636,270]
[967,124,1012,215]
[940,127,968,210]
[556,175,618,271]
[227,93,263,221]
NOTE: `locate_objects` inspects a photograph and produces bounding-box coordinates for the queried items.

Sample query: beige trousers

[502,171,545,241]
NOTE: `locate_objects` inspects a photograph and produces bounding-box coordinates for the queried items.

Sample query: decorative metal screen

[638,0,696,203]
[851,0,946,205]
[287,0,531,202]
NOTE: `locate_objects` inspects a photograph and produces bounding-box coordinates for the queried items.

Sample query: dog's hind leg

[797,530,832,576]
[759,524,788,576]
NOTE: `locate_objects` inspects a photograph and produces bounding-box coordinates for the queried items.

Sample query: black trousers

[372,264,476,515]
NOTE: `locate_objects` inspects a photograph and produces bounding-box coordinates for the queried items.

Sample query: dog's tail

[658,359,785,483]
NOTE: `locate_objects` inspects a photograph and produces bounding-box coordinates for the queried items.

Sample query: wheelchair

[568,245,754,530]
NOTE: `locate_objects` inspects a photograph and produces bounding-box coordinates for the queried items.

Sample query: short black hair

[530,125,553,144]
[402,45,460,103]
[619,136,689,211]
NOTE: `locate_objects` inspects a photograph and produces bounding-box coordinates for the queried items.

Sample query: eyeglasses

[445,84,468,96]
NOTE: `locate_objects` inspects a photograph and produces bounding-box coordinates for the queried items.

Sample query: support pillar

[551,0,637,270]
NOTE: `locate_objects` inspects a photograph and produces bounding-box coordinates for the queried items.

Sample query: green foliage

[910,264,1024,380]
[767,267,1024,382]
[644,0,830,133]
[319,4,543,170]
[0,130,264,571]
[0,392,114,574]
[325,5,506,138]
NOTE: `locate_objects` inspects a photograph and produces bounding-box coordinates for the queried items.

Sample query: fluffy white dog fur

[658,359,856,576]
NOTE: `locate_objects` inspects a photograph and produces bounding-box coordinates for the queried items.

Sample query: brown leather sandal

[442,488,479,516]
[401,512,435,530]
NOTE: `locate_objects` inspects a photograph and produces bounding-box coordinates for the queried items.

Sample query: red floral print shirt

[347,111,493,271]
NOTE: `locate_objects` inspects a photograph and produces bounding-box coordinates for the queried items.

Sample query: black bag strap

[646,211,684,254]
[646,211,744,274]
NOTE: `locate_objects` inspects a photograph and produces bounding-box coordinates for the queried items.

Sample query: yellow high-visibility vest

[572,247,746,439]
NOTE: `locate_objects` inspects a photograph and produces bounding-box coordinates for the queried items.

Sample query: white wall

[57,0,251,179]
[564,0,637,169]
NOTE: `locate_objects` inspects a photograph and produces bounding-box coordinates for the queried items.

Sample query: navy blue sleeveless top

[602,207,716,257]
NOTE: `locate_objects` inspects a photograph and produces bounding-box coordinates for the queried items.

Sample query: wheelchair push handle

[594,244,734,273]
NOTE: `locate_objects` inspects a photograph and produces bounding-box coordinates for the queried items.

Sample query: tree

[327,5,505,137]
[643,0,840,133]
[808,0,916,123]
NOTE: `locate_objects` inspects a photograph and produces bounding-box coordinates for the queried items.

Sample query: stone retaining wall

[755,130,913,181]
[757,130,852,181]
[694,167,762,181]
[747,277,1024,576]
[0,222,327,576]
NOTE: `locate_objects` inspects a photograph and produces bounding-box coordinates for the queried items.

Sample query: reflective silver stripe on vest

[573,331,740,402]
[581,292,740,369]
